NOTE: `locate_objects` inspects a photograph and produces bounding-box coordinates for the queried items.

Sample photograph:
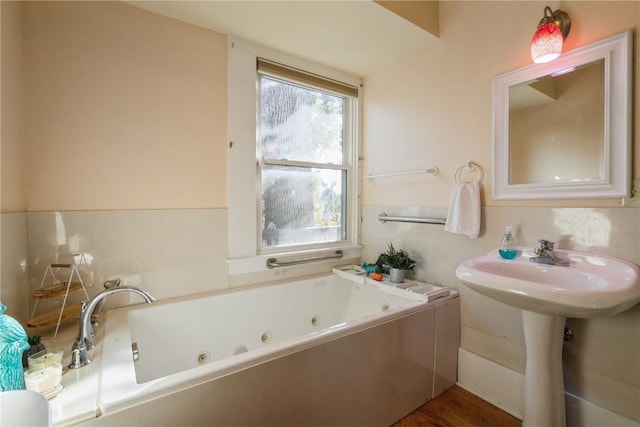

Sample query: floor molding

[457,348,639,427]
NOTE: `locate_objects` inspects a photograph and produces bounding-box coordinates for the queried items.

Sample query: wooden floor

[392,385,522,427]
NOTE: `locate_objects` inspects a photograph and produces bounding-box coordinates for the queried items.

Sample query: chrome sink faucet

[69,281,155,369]
[531,239,570,266]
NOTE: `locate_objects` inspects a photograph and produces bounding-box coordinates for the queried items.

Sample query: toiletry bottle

[499,226,518,259]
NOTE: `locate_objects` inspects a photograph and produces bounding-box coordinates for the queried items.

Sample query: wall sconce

[530,6,571,64]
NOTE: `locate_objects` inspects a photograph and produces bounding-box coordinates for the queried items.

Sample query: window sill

[227,245,362,278]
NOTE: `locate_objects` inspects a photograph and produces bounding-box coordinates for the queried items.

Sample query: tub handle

[266,250,343,269]
[132,342,139,362]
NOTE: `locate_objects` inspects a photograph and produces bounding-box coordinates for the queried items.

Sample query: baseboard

[564,392,639,427]
[457,348,640,427]
[457,347,524,419]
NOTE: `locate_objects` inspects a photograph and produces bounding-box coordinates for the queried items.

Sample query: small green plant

[382,243,416,271]
[23,335,46,368]
[27,335,41,346]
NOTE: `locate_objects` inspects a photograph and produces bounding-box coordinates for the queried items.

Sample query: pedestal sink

[456,248,640,427]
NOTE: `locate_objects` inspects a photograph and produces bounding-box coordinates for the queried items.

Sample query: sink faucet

[69,282,155,369]
[531,239,570,266]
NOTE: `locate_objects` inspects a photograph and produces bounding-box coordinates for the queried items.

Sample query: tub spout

[69,284,155,369]
[91,278,122,328]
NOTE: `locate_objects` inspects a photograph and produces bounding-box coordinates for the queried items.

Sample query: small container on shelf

[27,349,63,371]
[24,362,63,398]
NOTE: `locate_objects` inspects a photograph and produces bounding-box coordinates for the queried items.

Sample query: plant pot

[389,267,407,283]
[22,343,46,368]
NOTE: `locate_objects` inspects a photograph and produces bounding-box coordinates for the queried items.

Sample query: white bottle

[499,226,518,259]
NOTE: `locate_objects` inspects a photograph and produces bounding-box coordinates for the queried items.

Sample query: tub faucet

[90,278,122,328]
[69,283,155,369]
[530,239,570,266]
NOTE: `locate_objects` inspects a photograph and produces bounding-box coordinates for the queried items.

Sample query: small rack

[28,263,91,337]
[332,265,451,302]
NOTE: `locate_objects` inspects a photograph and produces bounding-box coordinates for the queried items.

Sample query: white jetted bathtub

[95,269,460,426]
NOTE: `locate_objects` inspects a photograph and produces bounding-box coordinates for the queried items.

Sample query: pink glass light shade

[531,21,564,64]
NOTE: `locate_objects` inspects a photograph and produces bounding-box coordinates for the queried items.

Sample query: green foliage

[382,244,416,271]
[27,335,41,346]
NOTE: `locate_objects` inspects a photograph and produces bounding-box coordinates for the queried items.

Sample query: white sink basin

[457,248,640,426]
[456,249,640,318]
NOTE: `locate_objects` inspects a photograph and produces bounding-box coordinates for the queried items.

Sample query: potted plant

[22,335,46,368]
[382,243,416,283]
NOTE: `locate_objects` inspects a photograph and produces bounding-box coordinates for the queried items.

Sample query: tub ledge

[41,323,103,426]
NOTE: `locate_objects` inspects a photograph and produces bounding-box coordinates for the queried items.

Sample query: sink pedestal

[456,249,640,427]
[522,311,566,427]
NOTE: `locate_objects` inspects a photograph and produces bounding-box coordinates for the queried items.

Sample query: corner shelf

[27,303,82,329]
[27,263,91,337]
[32,281,84,299]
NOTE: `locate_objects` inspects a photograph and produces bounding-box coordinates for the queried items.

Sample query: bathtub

[94,271,459,426]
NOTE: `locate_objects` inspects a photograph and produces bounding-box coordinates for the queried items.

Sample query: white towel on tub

[445,181,481,239]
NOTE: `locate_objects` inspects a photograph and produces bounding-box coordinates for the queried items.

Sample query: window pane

[260,76,344,163]
[262,165,345,248]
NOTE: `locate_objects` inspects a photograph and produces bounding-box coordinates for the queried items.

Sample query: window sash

[259,164,347,250]
[256,70,354,252]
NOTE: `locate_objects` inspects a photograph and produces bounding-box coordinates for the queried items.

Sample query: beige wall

[363,1,639,208]
[1,0,639,422]
[0,0,228,343]
[1,0,27,213]
[21,1,227,211]
[1,1,30,322]
[362,1,639,421]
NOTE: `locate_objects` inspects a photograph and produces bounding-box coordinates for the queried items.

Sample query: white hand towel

[445,181,481,239]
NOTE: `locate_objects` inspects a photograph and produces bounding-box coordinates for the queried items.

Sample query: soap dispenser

[499,226,518,259]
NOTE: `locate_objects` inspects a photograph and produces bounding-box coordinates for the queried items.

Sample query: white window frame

[227,38,362,278]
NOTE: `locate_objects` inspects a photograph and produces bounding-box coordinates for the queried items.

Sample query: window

[257,59,358,251]
[227,39,361,276]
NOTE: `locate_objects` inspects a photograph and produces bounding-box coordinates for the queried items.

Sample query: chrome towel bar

[364,167,439,180]
[378,212,446,225]
[266,250,344,269]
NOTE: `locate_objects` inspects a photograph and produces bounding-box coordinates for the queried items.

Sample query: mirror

[493,31,631,200]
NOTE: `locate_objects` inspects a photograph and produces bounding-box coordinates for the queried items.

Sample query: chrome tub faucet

[69,280,155,369]
[531,239,570,266]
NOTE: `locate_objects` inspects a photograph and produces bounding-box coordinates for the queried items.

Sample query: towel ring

[455,162,484,183]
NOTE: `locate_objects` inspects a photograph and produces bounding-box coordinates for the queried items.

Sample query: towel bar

[365,167,439,180]
[378,212,446,225]
[266,250,344,269]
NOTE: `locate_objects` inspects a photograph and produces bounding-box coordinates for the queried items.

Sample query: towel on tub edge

[445,181,481,239]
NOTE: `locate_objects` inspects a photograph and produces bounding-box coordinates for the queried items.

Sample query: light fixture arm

[538,7,571,40]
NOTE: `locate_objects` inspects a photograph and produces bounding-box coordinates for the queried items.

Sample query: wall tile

[27,209,229,316]
[361,204,640,421]
[0,213,30,324]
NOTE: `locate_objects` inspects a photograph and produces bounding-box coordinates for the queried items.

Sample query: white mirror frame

[493,31,632,200]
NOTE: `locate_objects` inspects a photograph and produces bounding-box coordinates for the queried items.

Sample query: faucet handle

[538,239,555,251]
[103,279,121,289]
[69,348,81,369]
